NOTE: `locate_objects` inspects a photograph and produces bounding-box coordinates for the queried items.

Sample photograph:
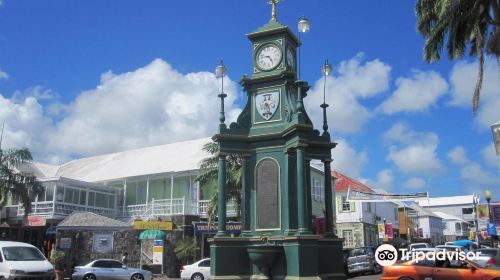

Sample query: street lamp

[297,16,310,80]
[484,188,493,246]
[320,60,332,136]
[215,60,227,125]
[492,121,500,156]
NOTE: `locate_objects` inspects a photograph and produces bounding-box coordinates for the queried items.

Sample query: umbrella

[453,239,474,246]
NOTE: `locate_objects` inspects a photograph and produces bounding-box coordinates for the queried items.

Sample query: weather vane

[267,0,282,21]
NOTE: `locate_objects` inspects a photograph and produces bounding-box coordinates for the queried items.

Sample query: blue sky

[0,1,498,200]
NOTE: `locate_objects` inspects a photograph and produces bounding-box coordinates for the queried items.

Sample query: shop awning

[139,230,166,240]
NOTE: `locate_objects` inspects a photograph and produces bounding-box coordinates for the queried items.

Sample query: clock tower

[210,1,346,279]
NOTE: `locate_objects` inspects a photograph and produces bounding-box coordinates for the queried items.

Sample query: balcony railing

[6,198,238,220]
[6,201,115,218]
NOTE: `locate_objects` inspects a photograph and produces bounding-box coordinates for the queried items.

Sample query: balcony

[5,198,238,221]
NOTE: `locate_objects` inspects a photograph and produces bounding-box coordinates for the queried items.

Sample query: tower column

[296,146,309,234]
[241,155,251,235]
[216,153,227,237]
[323,159,335,236]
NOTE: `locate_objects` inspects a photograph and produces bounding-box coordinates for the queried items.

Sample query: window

[108,261,123,268]
[45,184,54,201]
[199,260,210,267]
[64,188,73,203]
[462,208,473,214]
[343,230,353,247]
[92,260,109,268]
[342,196,351,212]
[56,187,64,201]
[366,202,371,213]
[312,178,323,202]
[79,190,86,205]
[394,208,398,220]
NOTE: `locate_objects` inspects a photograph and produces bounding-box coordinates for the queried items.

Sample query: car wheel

[131,274,144,280]
[191,273,204,280]
[83,274,96,280]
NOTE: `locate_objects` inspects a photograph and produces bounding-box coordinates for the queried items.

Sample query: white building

[433,211,472,241]
[409,203,444,245]
[418,195,479,227]
[334,172,399,248]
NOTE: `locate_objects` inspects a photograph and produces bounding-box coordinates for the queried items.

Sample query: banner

[347,188,428,202]
[477,204,489,230]
[133,221,173,231]
[378,223,385,239]
[152,240,163,265]
[386,223,394,238]
[25,216,46,227]
[194,222,241,234]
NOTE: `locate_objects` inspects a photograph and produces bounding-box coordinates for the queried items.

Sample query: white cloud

[331,138,368,178]
[481,143,500,172]
[447,146,469,165]
[449,59,500,129]
[0,59,241,163]
[12,86,59,101]
[366,168,394,191]
[305,53,391,134]
[0,70,8,80]
[379,70,448,114]
[404,177,426,189]
[384,122,446,176]
[460,162,500,186]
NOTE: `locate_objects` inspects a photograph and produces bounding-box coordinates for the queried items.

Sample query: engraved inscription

[256,159,279,229]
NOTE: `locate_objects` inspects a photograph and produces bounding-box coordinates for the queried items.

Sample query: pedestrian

[121,252,128,265]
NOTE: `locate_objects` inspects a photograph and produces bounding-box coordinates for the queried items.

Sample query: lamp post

[485,188,493,246]
[320,60,332,136]
[215,60,227,126]
[492,121,500,156]
[297,16,310,80]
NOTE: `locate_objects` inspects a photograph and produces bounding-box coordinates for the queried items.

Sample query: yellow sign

[153,246,163,253]
[477,204,489,219]
[132,221,173,231]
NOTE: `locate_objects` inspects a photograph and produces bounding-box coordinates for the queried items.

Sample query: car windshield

[2,246,46,261]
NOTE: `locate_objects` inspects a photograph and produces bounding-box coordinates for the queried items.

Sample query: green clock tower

[210,1,346,279]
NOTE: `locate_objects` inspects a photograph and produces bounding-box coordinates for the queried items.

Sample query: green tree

[0,147,44,216]
[174,237,199,264]
[196,141,242,223]
[415,0,500,112]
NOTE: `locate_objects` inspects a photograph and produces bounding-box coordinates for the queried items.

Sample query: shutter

[336,195,342,212]
[350,201,356,212]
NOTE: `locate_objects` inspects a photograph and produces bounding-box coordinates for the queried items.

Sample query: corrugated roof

[57,212,129,228]
[418,195,478,207]
[433,211,471,223]
[332,170,375,193]
[32,137,212,183]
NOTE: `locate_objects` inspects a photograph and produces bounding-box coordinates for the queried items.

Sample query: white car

[409,243,431,251]
[72,259,152,280]
[180,258,210,280]
[0,241,54,280]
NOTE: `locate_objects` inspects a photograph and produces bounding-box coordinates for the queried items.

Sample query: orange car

[381,258,500,280]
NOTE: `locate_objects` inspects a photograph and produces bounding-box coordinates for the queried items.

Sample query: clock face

[256,44,282,70]
[286,47,295,69]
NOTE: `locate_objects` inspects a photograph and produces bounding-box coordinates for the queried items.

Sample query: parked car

[436,245,465,251]
[381,258,500,280]
[72,259,152,280]
[346,246,381,275]
[0,241,54,279]
[409,242,431,251]
[472,248,500,267]
[180,258,210,280]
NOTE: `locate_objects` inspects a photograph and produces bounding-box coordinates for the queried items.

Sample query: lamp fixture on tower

[297,16,310,80]
[215,60,227,125]
[321,60,332,136]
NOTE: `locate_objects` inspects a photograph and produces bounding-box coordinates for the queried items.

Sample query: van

[0,241,54,280]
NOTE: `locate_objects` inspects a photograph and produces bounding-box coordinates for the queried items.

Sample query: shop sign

[386,223,394,238]
[132,221,173,231]
[152,240,163,265]
[60,238,72,249]
[194,222,241,234]
[377,223,385,239]
[25,216,46,227]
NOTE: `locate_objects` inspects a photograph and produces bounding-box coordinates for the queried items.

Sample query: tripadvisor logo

[374,244,483,267]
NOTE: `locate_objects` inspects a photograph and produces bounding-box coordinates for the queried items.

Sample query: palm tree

[415,0,500,113]
[0,147,44,216]
[174,237,199,264]
[196,141,242,223]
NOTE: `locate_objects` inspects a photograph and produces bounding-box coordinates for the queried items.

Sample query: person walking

[121,252,128,265]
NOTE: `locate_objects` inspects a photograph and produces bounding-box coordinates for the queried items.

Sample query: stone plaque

[256,159,279,229]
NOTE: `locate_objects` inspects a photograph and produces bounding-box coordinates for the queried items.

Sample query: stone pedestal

[209,236,346,280]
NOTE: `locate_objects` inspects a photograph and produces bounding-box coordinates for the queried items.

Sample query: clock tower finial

[267,0,282,21]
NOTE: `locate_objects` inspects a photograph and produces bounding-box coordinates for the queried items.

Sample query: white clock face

[287,47,295,69]
[256,44,282,70]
